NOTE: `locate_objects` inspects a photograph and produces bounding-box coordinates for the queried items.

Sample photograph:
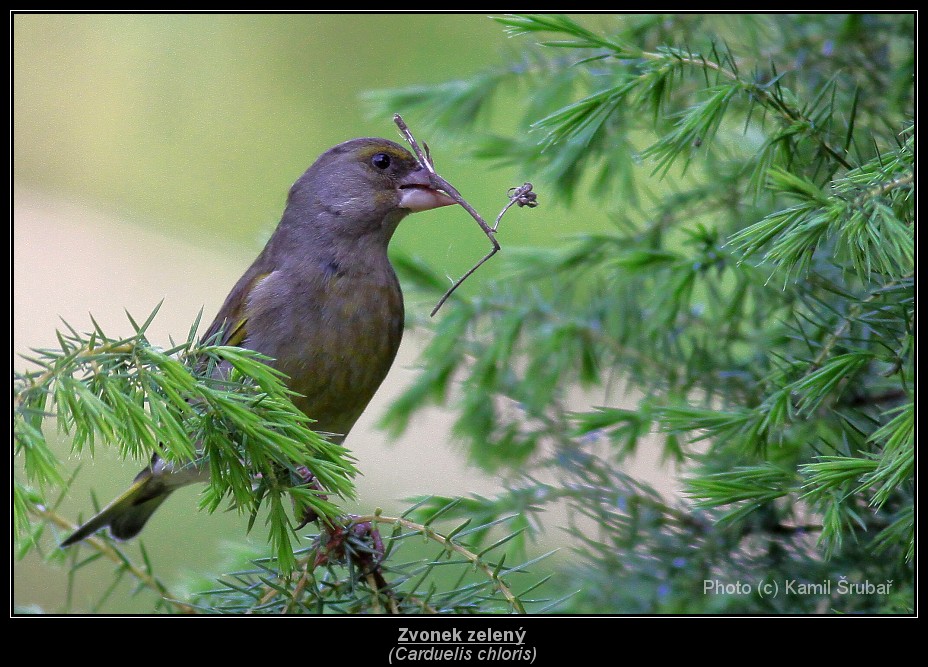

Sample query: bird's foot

[313,516,386,575]
[292,466,330,530]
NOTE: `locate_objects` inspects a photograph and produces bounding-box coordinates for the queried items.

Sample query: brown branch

[858,172,914,203]
[249,511,523,613]
[353,512,526,613]
[393,114,538,316]
[365,573,384,614]
[281,557,313,615]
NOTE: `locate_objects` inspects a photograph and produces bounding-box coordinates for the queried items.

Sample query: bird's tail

[60,469,172,547]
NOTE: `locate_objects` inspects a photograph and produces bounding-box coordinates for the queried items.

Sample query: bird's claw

[291,469,387,585]
[292,466,329,530]
[313,516,385,573]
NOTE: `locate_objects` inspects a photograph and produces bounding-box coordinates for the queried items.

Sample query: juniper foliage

[371,13,914,613]
[14,13,914,614]
[14,305,554,613]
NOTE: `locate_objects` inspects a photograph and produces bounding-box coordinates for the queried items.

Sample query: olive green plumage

[61,138,454,546]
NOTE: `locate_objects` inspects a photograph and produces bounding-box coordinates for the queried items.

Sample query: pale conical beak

[398,168,456,212]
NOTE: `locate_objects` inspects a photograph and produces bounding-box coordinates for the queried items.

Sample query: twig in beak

[393,114,538,316]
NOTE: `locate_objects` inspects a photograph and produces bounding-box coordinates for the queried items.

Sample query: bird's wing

[199,271,272,348]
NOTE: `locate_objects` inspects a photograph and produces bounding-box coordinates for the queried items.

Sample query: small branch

[249,511,525,613]
[393,114,538,316]
[364,572,399,614]
[281,557,313,615]
[807,272,913,374]
[365,574,384,614]
[431,249,497,316]
[859,172,914,202]
[354,513,526,613]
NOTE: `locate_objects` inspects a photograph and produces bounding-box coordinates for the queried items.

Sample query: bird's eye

[371,153,392,170]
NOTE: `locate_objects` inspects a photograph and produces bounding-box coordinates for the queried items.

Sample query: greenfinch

[61,137,455,546]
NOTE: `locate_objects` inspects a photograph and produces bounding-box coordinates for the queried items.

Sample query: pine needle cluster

[371,13,914,613]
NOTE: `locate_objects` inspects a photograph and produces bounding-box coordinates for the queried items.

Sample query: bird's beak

[398,168,456,212]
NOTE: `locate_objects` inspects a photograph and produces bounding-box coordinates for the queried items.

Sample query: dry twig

[393,114,538,316]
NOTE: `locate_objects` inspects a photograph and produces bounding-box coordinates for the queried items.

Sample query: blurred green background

[13,13,658,612]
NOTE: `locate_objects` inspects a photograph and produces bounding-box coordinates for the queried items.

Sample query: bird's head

[283,138,455,243]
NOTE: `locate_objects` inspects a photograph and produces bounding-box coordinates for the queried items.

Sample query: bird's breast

[244,262,404,440]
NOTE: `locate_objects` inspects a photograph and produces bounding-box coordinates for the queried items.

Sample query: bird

[60,137,455,547]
